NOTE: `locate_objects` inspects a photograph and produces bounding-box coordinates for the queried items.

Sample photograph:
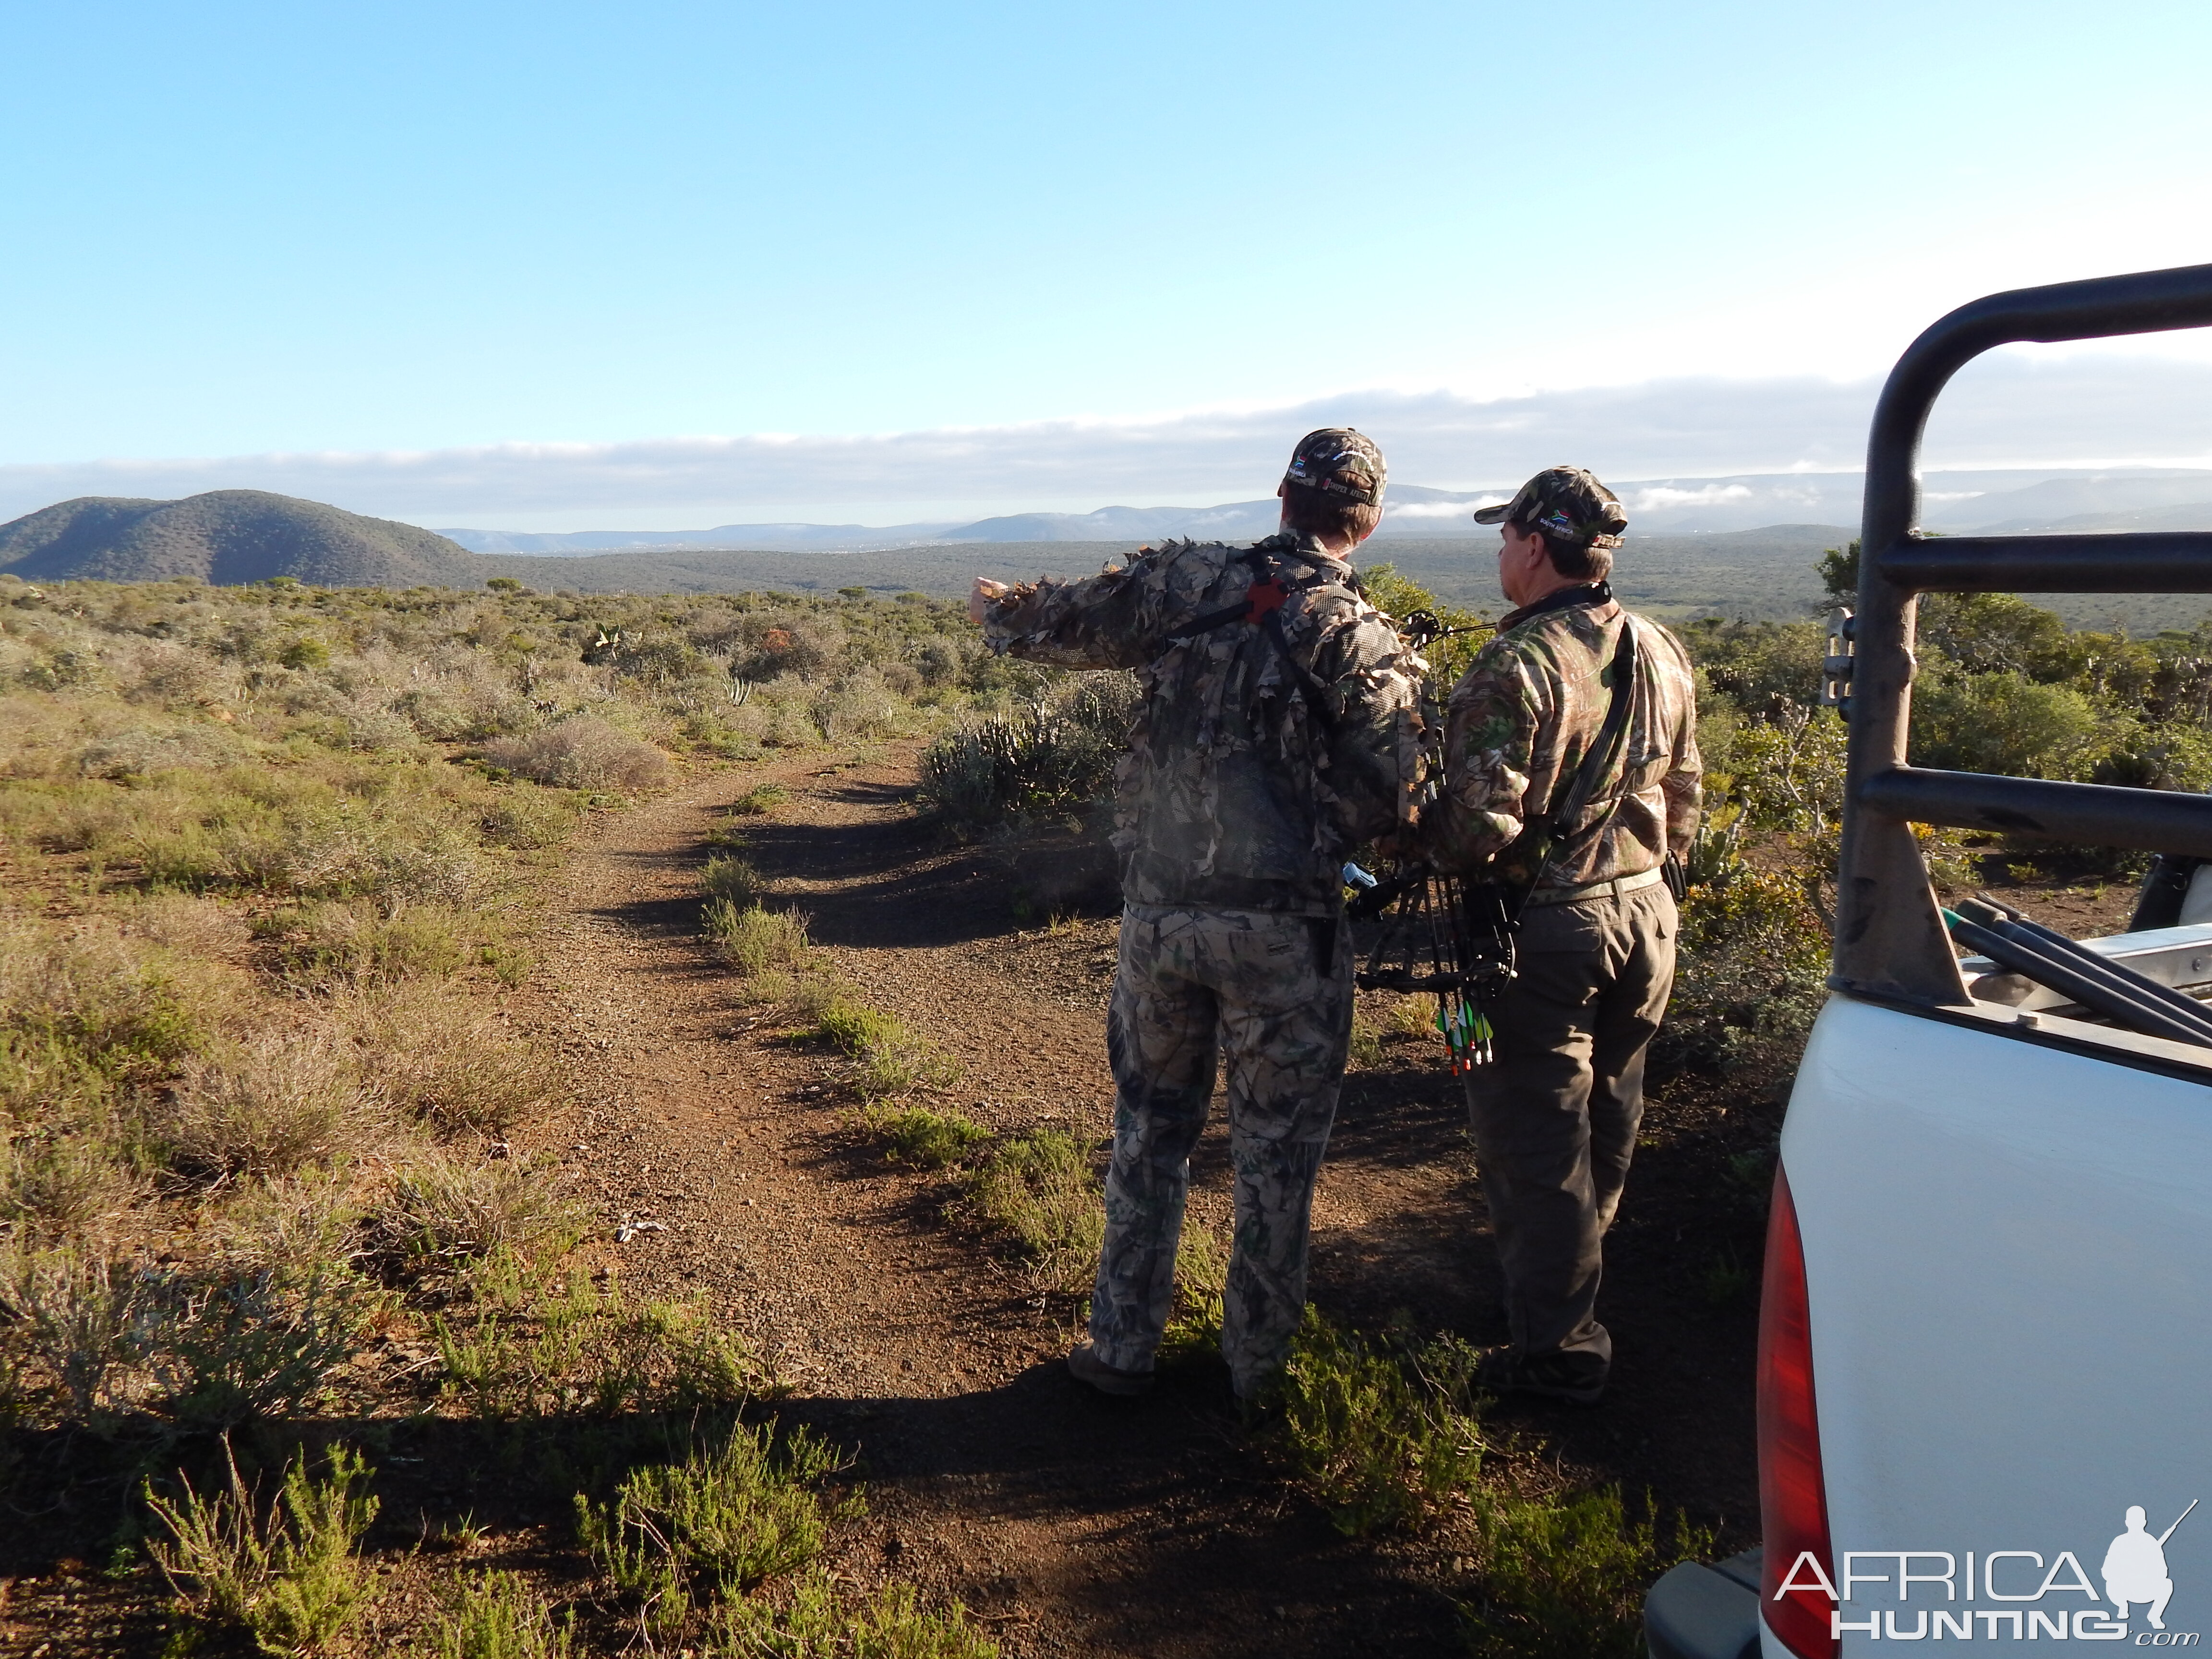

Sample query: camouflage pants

[1090,904,1354,1395]
[1460,881,1677,1380]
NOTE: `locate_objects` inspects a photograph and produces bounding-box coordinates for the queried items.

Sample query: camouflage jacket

[981,532,1426,915]
[1425,595,1701,890]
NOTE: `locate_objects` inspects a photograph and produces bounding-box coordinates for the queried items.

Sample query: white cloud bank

[7,351,2212,530]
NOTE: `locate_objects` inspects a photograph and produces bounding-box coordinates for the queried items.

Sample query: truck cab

[1647,263,2212,1659]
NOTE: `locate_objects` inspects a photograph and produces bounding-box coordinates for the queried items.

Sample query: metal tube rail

[1838,261,2212,1004]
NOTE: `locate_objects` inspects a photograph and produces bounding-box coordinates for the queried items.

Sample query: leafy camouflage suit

[1426,589,1701,1390]
[981,533,1422,1394]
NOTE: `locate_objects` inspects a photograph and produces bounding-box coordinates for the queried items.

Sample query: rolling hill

[0,490,486,587]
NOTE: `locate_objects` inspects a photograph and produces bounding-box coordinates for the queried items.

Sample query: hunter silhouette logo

[2107,1503,2197,1633]
[1772,1500,2201,1643]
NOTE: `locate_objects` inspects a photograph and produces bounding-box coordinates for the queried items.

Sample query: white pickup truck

[1645,263,2212,1659]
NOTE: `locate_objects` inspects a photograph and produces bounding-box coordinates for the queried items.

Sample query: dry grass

[349,985,560,1135]
[483,716,671,791]
[370,1148,589,1278]
[0,1133,141,1236]
[158,1026,387,1180]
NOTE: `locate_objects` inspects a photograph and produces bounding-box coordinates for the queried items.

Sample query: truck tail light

[1759,1163,1837,1659]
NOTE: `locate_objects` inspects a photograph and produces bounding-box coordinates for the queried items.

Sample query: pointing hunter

[1426,466,1700,1406]
[968,430,1424,1402]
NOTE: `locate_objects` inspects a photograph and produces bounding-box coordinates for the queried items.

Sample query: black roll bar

[1836,262,2212,1005]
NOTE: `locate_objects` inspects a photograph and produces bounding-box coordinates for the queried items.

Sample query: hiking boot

[1474,1346,1607,1407]
[1067,1343,1154,1398]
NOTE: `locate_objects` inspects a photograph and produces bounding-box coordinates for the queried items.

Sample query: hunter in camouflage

[1425,465,1701,1405]
[971,428,1424,1400]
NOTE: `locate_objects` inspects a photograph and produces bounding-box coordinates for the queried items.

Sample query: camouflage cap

[1282,428,1386,507]
[1472,465,1628,546]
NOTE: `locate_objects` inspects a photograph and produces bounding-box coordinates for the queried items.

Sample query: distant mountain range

[10,471,2212,635]
[432,470,2212,552]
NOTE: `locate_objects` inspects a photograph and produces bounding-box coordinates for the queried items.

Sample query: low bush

[1458,1485,1714,1659]
[813,997,956,1098]
[270,898,472,985]
[1660,868,1829,1092]
[709,1570,1000,1658]
[576,1422,856,1631]
[962,1130,1103,1291]
[372,1149,588,1279]
[917,673,1137,830]
[432,1274,776,1419]
[353,987,561,1135]
[862,1105,989,1169]
[0,1239,369,1428]
[146,1441,381,1657]
[701,854,766,909]
[433,1571,575,1659]
[1,1132,139,1235]
[1158,1221,1231,1363]
[158,1027,385,1179]
[1268,1310,1483,1538]
[483,716,671,791]
[727,782,790,816]
[705,902,812,978]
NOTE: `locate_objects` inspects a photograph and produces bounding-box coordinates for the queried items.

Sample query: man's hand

[968,576,1010,625]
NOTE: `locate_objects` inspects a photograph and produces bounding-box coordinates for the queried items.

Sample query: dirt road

[516,739,1765,1657]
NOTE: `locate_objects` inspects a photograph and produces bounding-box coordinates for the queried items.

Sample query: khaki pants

[1460,881,1676,1379]
[1089,904,1354,1396]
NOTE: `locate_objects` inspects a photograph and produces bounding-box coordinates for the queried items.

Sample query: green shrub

[576,1422,855,1629]
[727,782,790,816]
[708,1570,999,1658]
[702,853,765,908]
[1267,1309,1483,1537]
[432,1571,575,1659]
[706,902,811,977]
[863,1105,988,1169]
[917,673,1136,829]
[432,1278,776,1420]
[1458,1484,1714,1659]
[962,1130,1103,1291]
[145,1441,380,1657]
[1912,667,2104,778]
[1662,868,1829,1088]
[271,899,472,984]
[813,997,956,1098]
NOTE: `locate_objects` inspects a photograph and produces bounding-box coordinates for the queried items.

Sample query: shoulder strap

[1159,543,1356,732]
[1507,617,1640,911]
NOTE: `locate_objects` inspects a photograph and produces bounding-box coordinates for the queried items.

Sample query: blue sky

[5,0,2212,525]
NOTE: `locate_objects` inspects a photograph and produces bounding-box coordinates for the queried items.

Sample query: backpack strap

[1162,543,1356,732]
[1508,617,1640,915]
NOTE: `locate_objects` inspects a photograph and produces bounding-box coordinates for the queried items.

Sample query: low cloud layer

[7,353,2212,530]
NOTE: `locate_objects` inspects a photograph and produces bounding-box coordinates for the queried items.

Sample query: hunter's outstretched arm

[972,548,1180,671]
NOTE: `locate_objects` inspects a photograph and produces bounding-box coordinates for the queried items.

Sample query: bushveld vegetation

[6,547,2197,1654]
[0,572,1010,1651]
